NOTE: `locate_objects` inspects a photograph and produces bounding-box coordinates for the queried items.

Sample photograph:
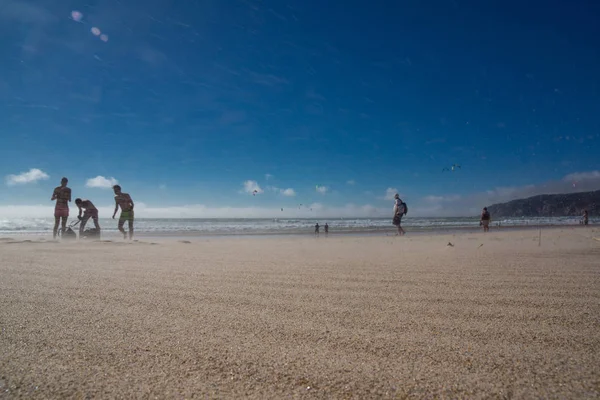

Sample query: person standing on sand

[393,194,406,236]
[75,198,100,236]
[314,223,320,236]
[112,185,135,240]
[480,207,491,232]
[324,223,329,236]
[51,177,71,239]
[582,210,589,226]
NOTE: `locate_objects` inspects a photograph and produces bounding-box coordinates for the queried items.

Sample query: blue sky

[1,0,599,217]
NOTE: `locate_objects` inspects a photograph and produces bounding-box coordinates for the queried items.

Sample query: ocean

[0,216,593,237]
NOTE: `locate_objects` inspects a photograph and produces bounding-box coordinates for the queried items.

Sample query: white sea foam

[0,217,592,237]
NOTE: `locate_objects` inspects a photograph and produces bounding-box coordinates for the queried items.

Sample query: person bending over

[75,198,100,236]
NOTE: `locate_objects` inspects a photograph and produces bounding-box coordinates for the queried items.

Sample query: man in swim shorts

[75,198,100,236]
[51,177,71,239]
[112,185,135,240]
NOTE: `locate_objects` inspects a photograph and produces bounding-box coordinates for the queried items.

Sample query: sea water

[0,216,592,237]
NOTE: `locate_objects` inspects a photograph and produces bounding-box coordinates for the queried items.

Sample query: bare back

[81,200,97,211]
[53,186,71,207]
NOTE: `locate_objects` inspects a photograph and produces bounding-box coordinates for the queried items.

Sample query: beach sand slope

[1,229,599,398]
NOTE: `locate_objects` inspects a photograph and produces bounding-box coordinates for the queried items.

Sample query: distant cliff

[487,190,599,217]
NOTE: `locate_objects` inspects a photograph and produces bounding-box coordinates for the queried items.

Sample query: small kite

[71,10,83,22]
[252,190,258,196]
[442,164,461,172]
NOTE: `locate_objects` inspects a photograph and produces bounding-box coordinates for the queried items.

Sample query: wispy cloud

[306,88,326,101]
[0,203,389,219]
[563,171,600,182]
[346,180,355,185]
[425,138,447,145]
[0,0,57,24]
[249,71,289,86]
[280,188,296,197]
[383,188,399,200]
[4,171,596,219]
[86,176,118,189]
[266,185,296,197]
[316,185,328,194]
[419,170,600,216]
[265,173,273,180]
[5,168,50,186]
[424,195,461,204]
[219,110,247,126]
[243,180,263,195]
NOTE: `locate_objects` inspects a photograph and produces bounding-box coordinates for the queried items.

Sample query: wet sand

[1,228,599,398]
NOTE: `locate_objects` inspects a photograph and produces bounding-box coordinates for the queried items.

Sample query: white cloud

[243,180,263,195]
[563,171,600,182]
[86,176,118,189]
[0,203,390,219]
[316,185,328,194]
[424,195,461,204]
[346,180,355,185]
[2,170,596,219]
[265,174,273,180]
[280,188,296,197]
[418,170,600,217]
[383,188,399,200]
[266,185,296,197]
[5,168,50,186]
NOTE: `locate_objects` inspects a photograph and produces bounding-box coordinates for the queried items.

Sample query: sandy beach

[1,228,599,398]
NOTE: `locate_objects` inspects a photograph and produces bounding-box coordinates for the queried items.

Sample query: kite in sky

[70,10,109,42]
[442,164,461,172]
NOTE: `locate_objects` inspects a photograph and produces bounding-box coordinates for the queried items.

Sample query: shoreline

[0,223,594,242]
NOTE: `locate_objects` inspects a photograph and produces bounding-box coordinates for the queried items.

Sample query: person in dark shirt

[480,207,491,232]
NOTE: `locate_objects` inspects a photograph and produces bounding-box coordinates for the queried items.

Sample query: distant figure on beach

[324,223,329,236]
[393,194,407,236]
[51,177,71,239]
[480,207,491,232]
[582,210,589,226]
[314,223,320,236]
[112,185,135,240]
[75,198,100,236]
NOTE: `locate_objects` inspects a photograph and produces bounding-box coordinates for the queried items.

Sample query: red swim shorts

[54,206,69,218]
